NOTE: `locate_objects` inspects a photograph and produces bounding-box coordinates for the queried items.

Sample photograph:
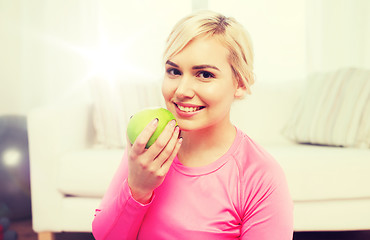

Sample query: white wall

[2,0,368,116]
[0,0,191,116]
[209,0,307,84]
[19,0,99,114]
[94,0,191,80]
[306,0,370,73]
[0,0,99,115]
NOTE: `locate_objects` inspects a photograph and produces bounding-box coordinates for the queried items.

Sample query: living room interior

[1,0,370,240]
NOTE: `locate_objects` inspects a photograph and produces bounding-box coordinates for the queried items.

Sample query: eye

[166,68,182,76]
[198,71,215,79]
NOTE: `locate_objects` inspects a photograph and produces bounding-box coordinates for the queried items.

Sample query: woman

[92,10,293,239]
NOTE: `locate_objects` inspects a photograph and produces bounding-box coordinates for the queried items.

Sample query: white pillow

[90,77,164,148]
[282,68,370,148]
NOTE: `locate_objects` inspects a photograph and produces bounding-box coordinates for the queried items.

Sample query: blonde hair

[163,10,255,94]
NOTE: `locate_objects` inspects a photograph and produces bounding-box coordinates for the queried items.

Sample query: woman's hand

[127,118,182,204]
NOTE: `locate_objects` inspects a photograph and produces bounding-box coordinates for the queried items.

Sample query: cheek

[201,83,233,104]
[161,78,174,101]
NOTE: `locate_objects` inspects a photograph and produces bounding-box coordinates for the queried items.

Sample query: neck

[178,120,236,167]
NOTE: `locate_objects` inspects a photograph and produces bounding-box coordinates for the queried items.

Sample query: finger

[130,118,159,156]
[151,120,176,154]
[147,119,177,158]
[158,137,183,176]
[152,125,180,169]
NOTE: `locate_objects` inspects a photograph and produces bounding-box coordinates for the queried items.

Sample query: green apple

[127,107,177,148]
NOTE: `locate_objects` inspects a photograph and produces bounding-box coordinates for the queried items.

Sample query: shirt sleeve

[92,150,153,240]
[240,160,294,240]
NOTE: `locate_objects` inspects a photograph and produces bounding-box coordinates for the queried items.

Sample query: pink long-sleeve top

[92,128,294,239]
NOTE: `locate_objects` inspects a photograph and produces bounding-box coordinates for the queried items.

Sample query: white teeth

[177,105,202,112]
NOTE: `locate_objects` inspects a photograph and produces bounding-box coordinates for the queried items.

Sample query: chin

[177,120,209,133]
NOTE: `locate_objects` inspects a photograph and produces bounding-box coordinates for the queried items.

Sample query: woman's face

[162,35,245,132]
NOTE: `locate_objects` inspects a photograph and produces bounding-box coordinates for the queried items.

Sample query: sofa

[27,69,370,239]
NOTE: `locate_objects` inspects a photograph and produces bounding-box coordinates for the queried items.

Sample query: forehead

[170,35,231,69]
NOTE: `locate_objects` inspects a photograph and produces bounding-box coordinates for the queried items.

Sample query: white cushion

[57,144,370,202]
[266,144,370,201]
[57,149,124,197]
[282,68,370,148]
[89,77,164,148]
[293,198,370,231]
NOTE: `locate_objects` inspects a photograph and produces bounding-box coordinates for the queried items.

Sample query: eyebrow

[192,64,220,71]
[166,60,220,72]
[166,60,179,68]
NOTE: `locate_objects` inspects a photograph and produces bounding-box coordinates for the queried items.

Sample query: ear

[235,87,247,98]
[234,77,248,99]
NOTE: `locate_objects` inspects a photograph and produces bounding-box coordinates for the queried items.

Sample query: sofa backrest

[231,81,303,146]
[88,77,304,148]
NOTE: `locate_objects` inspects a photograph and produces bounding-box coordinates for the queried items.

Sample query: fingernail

[175,126,180,133]
[152,118,159,126]
[169,119,176,127]
[178,137,183,144]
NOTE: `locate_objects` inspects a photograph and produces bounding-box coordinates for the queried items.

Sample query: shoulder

[231,128,286,186]
[231,129,292,217]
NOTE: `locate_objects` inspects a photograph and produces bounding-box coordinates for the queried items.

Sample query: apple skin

[127,107,177,148]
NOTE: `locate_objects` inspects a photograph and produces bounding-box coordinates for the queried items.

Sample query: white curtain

[306,0,370,73]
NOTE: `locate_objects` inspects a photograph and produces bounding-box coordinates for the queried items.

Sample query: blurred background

[1,0,369,116]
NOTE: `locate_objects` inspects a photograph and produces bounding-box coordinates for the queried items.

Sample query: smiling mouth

[174,103,205,113]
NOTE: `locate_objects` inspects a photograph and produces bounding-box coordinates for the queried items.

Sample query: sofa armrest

[28,101,95,155]
[27,101,94,232]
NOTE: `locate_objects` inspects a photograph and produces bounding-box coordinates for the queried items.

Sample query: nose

[175,75,195,100]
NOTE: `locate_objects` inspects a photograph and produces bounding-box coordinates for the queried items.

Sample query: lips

[174,102,205,113]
